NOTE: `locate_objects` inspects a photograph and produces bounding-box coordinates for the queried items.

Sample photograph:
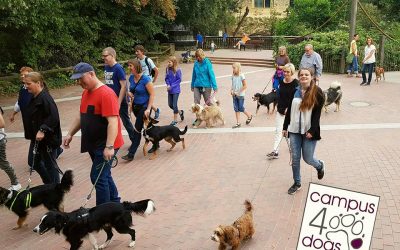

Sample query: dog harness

[9,190,32,211]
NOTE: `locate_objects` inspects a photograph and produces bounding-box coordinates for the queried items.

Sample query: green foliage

[0,0,173,75]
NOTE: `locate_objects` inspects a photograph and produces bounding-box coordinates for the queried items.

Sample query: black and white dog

[252,92,278,115]
[323,81,342,112]
[0,170,73,229]
[33,199,155,250]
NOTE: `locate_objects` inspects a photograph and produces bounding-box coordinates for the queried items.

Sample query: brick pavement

[0,49,400,249]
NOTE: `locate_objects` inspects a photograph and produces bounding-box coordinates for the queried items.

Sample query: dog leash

[82,160,108,208]
[205,91,216,106]
[26,141,39,190]
[260,75,274,94]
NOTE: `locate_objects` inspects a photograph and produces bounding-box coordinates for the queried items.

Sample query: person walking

[299,44,323,82]
[102,47,135,161]
[165,56,184,126]
[120,59,155,161]
[64,63,123,205]
[134,45,161,119]
[0,106,21,191]
[283,68,325,195]
[230,62,253,128]
[210,41,216,53]
[347,34,361,78]
[24,72,62,184]
[272,46,290,92]
[267,63,298,159]
[196,32,204,49]
[360,37,376,86]
[191,49,218,126]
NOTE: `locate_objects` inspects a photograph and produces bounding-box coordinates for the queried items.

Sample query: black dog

[252,92,278,115]
[0,170,73,229]
[143,117,187,159]
[33,199,155,250]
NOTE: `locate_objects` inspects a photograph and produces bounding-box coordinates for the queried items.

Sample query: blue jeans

[347,55,359,74]
[362,63,375,84]
[289,133,323,185]
[89,148,120,205]
[168,93,180,114]
[129,105,146,157]
[120,101,135,154]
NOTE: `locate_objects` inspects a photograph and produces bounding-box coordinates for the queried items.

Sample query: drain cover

[350,101,370,107]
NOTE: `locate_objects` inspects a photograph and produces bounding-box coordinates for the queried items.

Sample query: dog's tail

[59,170,73,192]
[122,199,156,216]
[180,125,188,135]
[330,81,341,89]
[244,199,253,212]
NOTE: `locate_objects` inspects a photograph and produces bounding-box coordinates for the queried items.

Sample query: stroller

[181,50,193,63]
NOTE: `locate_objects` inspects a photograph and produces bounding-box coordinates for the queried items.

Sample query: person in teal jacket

[191,49,218,126]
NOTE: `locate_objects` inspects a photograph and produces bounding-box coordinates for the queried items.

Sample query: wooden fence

[200,36,305,50]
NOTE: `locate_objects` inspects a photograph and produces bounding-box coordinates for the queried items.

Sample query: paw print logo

[326,212,365,250]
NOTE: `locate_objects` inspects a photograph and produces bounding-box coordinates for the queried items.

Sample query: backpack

[144,57,156,78]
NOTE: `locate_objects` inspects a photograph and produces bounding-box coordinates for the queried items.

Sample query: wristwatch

[105,145,114,150]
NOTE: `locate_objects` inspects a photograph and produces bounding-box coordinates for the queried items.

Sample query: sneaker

[360,82,366,86]
[121,153,134,161]
[9,183,22,191]
[266,151,279,159]
[288,183,302,195]
[154,108,161,119]
[148,145,159,154]
[317,160,325,180]
[192,119,200,127]
[170,121,178,126]
[232,123,241,129]
[179,110,184,121]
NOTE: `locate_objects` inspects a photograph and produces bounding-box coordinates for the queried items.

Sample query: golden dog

[375,67,385,83]
[211,200,255,250]
[190,102,225,128]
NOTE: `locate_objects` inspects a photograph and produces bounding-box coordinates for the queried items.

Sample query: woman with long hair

[165,56,184,125]
[283,68,325,195]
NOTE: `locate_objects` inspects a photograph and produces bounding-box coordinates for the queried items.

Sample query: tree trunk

[232,6,249,37]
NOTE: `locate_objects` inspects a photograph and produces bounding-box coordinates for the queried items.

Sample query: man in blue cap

[63,62,124,205]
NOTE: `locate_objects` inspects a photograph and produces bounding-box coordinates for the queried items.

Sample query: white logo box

[297,183,380,250]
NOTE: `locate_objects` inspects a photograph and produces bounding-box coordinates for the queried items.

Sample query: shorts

[233,96,245,112]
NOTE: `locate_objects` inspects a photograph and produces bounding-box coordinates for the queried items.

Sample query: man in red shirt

[64,62,124,205]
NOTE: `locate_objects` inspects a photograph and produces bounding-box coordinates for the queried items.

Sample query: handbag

[346,53,354,64]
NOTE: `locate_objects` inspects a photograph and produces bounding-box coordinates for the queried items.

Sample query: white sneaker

[9,183,22,191]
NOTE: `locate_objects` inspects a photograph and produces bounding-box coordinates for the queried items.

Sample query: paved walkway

[0,49,400,250]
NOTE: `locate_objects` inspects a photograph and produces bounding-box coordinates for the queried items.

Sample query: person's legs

[119,101,135,144]
[168,93,174,111]
[361,64,367,84]
[0,139,19,186]
[193,87,202,104]
[367,63,375,84]
[41,146,61,184]
[123,108,145,160]
[353,56,359,75]
[202,88,212,105]
[172,93,179,123]
[32,142,52,184]
[301,136,322,170]
[89,148,120,205]
[289,133,302,185]
[106,149,120,203]
[273,113,285,153]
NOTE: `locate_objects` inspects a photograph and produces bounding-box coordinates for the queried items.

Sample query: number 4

[309,208,328,235]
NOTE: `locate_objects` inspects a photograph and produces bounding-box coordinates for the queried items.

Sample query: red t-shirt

[80,85,124,153]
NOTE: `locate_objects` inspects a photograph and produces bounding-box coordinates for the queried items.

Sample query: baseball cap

[70,62,94,80]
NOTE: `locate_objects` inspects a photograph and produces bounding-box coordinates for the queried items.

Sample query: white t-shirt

[139,56,156,80]
[231,74,246,97]
[364,44,376,64]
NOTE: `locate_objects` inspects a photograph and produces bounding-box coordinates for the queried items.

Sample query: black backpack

[144,57,156,78]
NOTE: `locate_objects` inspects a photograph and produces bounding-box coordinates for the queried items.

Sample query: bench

[240,40,264,51]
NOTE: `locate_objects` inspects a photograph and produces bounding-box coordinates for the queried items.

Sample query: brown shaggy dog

[375,67,385,83]
[211,200,255,250]
[190,103,225,128]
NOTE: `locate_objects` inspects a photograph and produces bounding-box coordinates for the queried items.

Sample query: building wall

[244,0,291,18]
